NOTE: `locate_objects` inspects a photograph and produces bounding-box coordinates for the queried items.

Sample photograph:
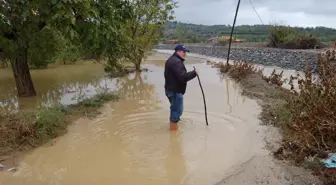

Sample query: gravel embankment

[155,44,322,72]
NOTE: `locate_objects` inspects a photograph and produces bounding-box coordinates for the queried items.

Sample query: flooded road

[0,52,270,185]
[156,49,307,91]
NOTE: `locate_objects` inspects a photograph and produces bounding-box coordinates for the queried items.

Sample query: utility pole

[226,0,241,65]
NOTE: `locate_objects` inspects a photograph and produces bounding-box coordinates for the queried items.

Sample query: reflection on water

[225,78,233,113]
[0,53,269,185]
[166,132,187,185]
[0,62,115,114]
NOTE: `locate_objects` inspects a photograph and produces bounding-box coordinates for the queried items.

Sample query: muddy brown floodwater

[0,52,310,185]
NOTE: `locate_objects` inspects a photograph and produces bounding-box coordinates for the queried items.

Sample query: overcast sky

[174,0,336,28]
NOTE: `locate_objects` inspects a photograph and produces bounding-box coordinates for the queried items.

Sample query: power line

[217,32,268,35]
[248,0,264,25]
[248,0,280,47]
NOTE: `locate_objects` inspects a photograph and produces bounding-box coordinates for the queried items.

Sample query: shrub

[262,69,285,87]
[282,53,336,161]
[34,107,67,141]
[219,61,262,81]
[268,25,320,49]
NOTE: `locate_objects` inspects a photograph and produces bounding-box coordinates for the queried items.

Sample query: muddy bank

[216,155,315,185]
[214,56,335,184]
[214,73,317,185]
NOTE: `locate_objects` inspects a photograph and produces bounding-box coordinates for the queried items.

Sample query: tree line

[0,0,176,97]
[163,21,336,43]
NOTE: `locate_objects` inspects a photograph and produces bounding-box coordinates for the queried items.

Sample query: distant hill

[163,21,336,43]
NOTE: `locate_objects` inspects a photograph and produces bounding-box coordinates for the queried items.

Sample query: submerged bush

[79,90,119,108]
[34,107,67,141]
[0,107,66,155]
[0,91,119,156]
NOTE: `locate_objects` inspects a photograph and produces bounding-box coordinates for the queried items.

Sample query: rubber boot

[170,121,178,130]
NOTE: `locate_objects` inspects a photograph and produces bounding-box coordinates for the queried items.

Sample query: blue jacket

[164,52,197,94]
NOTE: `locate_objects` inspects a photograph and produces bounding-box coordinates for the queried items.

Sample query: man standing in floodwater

[164,44,197,130]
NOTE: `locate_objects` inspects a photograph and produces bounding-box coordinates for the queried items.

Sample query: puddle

[0,53,268,185]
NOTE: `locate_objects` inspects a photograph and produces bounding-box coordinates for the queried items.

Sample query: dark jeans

[165,90,183,123]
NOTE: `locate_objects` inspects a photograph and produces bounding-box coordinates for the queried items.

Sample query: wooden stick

[193,66,209,126]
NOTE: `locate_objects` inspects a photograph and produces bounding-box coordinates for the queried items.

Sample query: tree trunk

[135,62,141,71]
[11,48,37,97]
[134,53,145,72]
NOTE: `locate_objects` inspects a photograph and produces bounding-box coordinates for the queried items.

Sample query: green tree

[163,21,336,43]
[0,0,133,97]
[122,0,176,71]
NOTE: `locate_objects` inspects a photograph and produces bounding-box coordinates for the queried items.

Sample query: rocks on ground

[155,44,321,72]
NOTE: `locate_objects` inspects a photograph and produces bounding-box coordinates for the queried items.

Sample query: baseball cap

[174,44,190,52]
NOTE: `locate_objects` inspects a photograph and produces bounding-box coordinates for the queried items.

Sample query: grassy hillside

[163,21,336,43]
